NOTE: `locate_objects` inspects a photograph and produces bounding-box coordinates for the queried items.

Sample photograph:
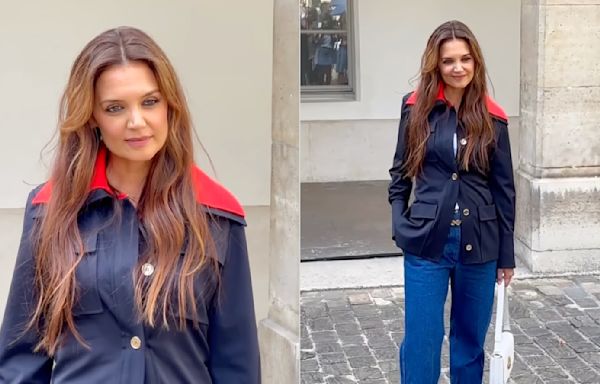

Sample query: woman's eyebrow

[99,89,160,104]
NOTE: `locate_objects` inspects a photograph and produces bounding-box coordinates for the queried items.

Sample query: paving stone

[516,343,546,356]
[358,318,386,330]
[313,331,339,343]
[579,352,600,368]
[511,373,543,384]
[330,311,358,324]
[533,309,565,322]
[579,326,600,338]
[302,337,313,349]
[567,369,600,383]
[353,366,384,381]
[312,317,335,331]
[302,371,325,384]
[535,367,570,380]
[328,301,352,311]
[320,353,349,365]
[339,334,366,345]
[520,354,557,368]
[335,322,362,336]
[347,355,377,368]
[378,359,398,373]
[370,288,393,298]
[580,282,600,295]
[536,285,564,296]
[386,370,400,383]
[372,347,397,360]
[322,362,353,376]
[544,346,578,359]
[315,342,343,354]
[349,293,372,305]
[325,376,357,384]
[302,358,320,372]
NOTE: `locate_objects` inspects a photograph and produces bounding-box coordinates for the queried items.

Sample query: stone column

[516,0,600,272]
[258,0,299,382]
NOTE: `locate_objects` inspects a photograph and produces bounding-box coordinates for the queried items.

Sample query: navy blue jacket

[0,147,260,383]
[389,87,516,268]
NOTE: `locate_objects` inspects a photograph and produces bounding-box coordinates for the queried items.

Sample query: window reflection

[300,0,350,87]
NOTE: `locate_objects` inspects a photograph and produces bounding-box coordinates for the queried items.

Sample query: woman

[0,27,260,383]
[388,20,515,383]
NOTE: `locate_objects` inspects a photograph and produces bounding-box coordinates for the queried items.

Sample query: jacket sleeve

[388,93,414,239]
[0,188,53,383]
[489,120,516,268]
[207,221,260,384]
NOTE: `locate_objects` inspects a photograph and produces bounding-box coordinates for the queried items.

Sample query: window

[300,0,355,101]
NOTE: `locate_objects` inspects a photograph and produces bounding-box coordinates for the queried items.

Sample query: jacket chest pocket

[72,231,104,316]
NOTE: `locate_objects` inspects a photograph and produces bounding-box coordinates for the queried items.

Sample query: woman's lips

[125,136,152,148]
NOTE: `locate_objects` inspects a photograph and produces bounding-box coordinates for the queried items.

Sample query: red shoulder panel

[191,166,245,218]
[31,182,52,205]
[405,85,445,106]
[485,96,508,121]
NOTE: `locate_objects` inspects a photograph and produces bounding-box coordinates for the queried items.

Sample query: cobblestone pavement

[300,275,600,384]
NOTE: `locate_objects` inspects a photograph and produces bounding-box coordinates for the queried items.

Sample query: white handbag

[489,280,514,384]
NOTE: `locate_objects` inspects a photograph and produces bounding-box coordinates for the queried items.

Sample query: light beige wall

[300,0,520,182]
[0,0,273,208]
[0,1,274,322]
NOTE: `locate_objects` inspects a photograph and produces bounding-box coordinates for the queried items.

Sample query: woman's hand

[497,268,514,286]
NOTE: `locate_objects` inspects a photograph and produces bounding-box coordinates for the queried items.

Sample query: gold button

[463,208,470,216]
[465,244,473,251]
[130,336,142,350]
[141,263,155,276]
[460,138,467,146]
[451,173,458,181]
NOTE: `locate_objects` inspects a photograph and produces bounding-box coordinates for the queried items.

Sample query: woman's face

[438,38,474,91]
[92,61,169,167]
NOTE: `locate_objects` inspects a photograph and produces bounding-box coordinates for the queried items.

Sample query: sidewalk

[300,275,600,384]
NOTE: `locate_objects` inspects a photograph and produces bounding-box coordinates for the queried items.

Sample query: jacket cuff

[497,234,516,268]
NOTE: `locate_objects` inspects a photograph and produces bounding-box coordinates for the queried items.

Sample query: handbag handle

[494,280,511,343]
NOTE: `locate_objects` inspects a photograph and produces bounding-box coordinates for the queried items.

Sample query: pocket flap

[410,202,438,219]
[76,232,98,254]
[478,204,497,221]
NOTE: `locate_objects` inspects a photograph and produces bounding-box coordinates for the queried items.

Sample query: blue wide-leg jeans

[399,218,497,384]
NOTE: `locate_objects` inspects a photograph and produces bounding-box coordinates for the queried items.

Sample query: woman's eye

[143,98,159,107]
[462,57,472,62]
[106,105,123,113]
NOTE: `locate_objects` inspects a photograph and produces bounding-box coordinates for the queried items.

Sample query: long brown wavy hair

[404,20,495,177]
[26,26,218,356]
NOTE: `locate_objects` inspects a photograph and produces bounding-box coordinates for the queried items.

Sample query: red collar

[405,82,507,121]
[32,146,245,218]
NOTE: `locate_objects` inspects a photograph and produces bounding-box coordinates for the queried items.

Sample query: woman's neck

[106,156,151,206]
[444,86,464,111]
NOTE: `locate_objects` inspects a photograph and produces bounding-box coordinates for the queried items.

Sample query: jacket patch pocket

[410,202,438,220]
[478,204,498,221]
[478,204,500,261]
[73,231,104,316]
